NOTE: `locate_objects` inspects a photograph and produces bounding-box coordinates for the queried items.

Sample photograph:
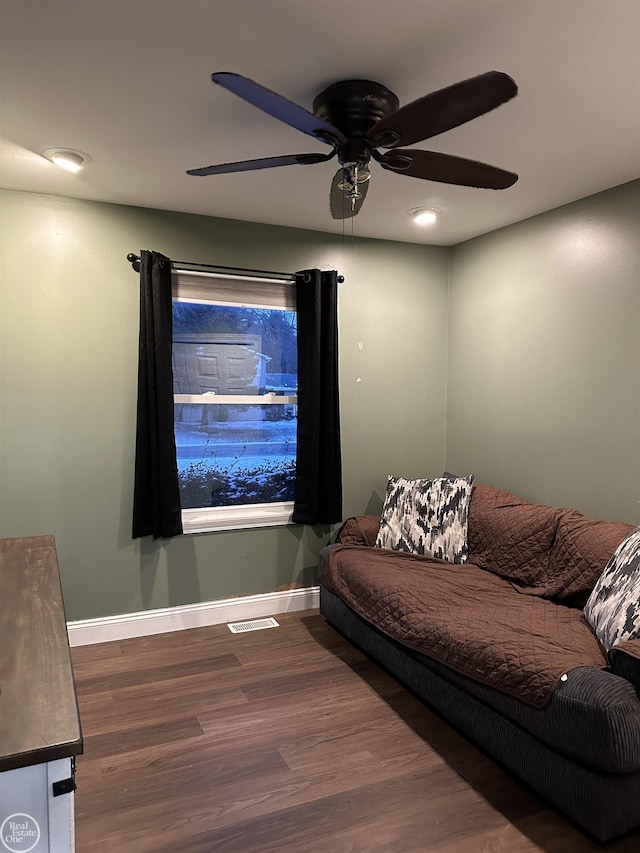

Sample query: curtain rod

[126,254,344,284]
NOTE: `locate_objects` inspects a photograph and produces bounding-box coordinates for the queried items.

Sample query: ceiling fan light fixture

[42,148,91,173]
[337,163,371,191]
[408,207,440,226]
[354,164,371,184]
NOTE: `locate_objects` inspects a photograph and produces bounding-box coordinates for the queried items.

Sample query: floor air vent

[227,617,280,634]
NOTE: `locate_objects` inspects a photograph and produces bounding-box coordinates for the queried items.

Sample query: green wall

[446,180,640,523]
[1,181,637,620]
[0,190,449,620]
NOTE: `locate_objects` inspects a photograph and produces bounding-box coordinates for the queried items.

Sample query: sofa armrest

[336,514,381,547]
[610,639,640,691]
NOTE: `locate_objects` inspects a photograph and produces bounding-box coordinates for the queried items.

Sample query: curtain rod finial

[127,253,141,272]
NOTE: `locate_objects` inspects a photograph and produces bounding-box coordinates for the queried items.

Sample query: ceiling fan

[187,71,518,219]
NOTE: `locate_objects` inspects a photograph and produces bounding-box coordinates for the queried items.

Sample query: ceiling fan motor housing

[312,80,399,166]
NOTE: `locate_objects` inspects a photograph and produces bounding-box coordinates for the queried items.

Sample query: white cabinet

[0,759,75,853]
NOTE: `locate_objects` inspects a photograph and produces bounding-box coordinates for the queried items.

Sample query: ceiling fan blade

[329,168,370,219]
[187,150,335,176]
[212,72,347,147]
[376,148,518,189]
[368,71,517,149]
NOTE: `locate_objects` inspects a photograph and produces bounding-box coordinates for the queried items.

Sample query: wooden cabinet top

[0,536,83,772]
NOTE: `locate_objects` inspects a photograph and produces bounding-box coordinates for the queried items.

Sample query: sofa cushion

[467,483,563,587]
[546,511,635,607]
[375,474,474,564]
[584,526,640,652]
[322,542,607,707]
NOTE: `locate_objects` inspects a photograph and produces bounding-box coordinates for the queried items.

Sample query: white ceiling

[1,0,639,246]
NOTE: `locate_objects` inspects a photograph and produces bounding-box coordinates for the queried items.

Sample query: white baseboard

[67,586,320,647]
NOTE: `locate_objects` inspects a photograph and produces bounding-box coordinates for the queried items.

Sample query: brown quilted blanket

[467,483,634,605]
[322,544,607,707]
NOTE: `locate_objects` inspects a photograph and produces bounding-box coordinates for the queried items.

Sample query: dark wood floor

[71,610,639,852]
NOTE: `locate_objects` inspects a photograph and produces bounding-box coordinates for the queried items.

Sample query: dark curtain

[132,250,183,539]
[293,268,343,524]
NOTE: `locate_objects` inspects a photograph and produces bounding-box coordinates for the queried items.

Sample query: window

[172,271,297,533]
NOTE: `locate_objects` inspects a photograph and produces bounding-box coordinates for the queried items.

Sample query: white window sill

[181,502,295,534]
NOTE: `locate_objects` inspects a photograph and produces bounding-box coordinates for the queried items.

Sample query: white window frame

[172,270,297,534]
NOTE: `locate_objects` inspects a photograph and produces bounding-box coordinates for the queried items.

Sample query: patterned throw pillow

[375,475,474,564]
[584,526,640,653]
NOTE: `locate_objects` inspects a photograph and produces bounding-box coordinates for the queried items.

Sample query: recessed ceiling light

[408,207,440,226]
[42,148,92,173]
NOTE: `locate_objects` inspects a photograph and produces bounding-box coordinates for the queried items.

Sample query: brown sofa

[318,483,640,841]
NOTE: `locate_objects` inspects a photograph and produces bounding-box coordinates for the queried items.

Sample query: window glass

[172,274,297,531]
